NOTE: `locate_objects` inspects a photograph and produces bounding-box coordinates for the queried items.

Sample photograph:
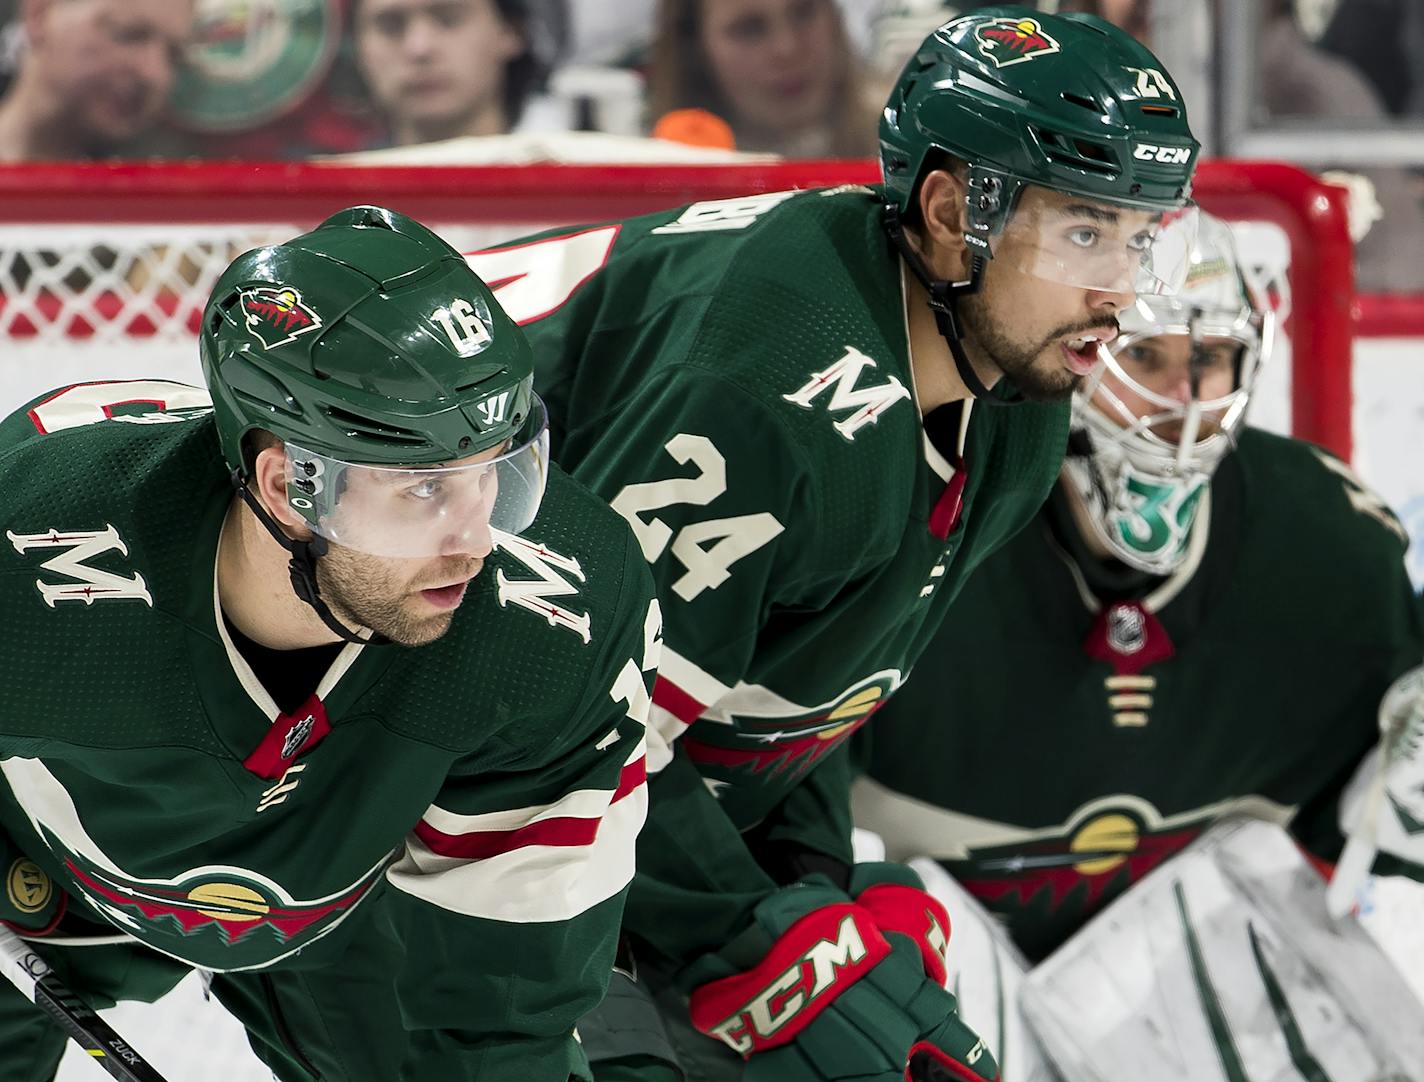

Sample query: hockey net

[0,159,1355,1080]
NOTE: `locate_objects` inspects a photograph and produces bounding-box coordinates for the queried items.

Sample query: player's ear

[251,445,312,536]
[916,168,972,282]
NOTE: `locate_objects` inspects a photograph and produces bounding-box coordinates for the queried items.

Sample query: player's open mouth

[1060,329,1113,375]
[420,582,468,609]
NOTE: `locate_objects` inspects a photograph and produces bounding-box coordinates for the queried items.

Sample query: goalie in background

[852,212,1424,1076]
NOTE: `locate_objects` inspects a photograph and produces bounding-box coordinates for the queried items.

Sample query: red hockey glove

[686,871,999,1082]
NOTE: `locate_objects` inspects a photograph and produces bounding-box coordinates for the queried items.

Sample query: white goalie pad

[908,858,1063,1082]
[1018,818,1424,1082]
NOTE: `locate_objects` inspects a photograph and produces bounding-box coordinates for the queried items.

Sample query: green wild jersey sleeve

[382,529,661,1080]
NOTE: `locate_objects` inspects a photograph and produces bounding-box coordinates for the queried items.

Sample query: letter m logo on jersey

[782,347,911,441]
[6,524,153,607]
[492,530,592,643]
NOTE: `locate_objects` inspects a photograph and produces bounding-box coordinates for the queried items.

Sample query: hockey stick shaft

[0,922,171,1082]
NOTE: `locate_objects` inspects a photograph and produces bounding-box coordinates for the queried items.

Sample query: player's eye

[1122,343,1161,367]
[406,478,443,500]
[1128,230,1156,253]
[1201,345,1237,372]
[1067,227,1099,249]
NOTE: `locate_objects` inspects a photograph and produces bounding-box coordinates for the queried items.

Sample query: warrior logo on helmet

[239,285,323,350]
[973,17,1062,68]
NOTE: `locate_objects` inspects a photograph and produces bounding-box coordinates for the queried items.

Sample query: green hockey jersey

[471,185,1070,966]
[853,428,1424,961]
[0,381,661,1078]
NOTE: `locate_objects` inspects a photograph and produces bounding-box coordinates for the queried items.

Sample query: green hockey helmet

[881,5,1201,296]
[201,205,548,557]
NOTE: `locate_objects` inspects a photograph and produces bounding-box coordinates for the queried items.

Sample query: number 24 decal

[468,221,787,600]
[612,434,784,602]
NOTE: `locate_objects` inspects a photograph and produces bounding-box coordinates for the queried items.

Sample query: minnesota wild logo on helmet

[238,286,323,350]
[973,16,1061,67]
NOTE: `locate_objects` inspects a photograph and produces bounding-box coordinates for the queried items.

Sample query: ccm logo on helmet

[1133,143,1192,165]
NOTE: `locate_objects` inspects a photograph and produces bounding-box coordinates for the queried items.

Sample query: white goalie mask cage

[1063,213,1285,575]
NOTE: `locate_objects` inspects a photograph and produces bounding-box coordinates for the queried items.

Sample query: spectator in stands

[648,0,877,157]
[0,0,193,161]
[1318,0,1424,117]
[354,0,549,145]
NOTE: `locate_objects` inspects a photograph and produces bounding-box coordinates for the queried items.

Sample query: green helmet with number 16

[202,204,538,476]
[198,205,550,641]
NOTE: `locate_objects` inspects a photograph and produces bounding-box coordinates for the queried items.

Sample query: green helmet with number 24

[880,5,1200,237]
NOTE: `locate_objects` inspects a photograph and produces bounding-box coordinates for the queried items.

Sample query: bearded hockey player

[461,7,1202,1080]
[0,207,661,1081]
[852,213,1424,966]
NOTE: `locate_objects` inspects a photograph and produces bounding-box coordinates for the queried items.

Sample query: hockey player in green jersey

[461,8,1202,1081]
[852,212,1424,968]
[0,207,662,1081]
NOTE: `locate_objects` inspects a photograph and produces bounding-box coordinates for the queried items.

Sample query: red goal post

[0,158,1354,459]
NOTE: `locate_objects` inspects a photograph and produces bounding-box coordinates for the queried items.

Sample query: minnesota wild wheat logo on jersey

[240,285,323,350]
[945,795,1293,946]
[60,849,389,970]
[492,531,592,644]
[682,672,899,780]
[972,17,1062,68]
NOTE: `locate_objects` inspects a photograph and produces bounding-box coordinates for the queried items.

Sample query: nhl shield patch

[973,17,1062,67]
[240,286,323,350]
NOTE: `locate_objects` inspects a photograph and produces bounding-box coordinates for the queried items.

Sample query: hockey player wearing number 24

[0,208,663,1081]
[854,214,1424,974]
[471,7,1201,1081]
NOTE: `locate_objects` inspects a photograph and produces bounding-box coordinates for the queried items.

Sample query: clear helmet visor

[992,190,1200,296]
[285,394,550,559]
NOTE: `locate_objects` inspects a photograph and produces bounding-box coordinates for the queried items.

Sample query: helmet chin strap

[883,204,1024,406]
[230,471,387,647]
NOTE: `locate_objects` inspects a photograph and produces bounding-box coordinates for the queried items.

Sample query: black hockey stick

[0,922,171,1081]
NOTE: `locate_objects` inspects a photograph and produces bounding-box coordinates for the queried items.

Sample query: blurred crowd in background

[0,0,1421,288]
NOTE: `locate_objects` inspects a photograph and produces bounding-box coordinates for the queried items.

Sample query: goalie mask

[1063,213,1279,574]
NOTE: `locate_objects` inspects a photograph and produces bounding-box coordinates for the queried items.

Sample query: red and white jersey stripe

[386,738,649,924]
